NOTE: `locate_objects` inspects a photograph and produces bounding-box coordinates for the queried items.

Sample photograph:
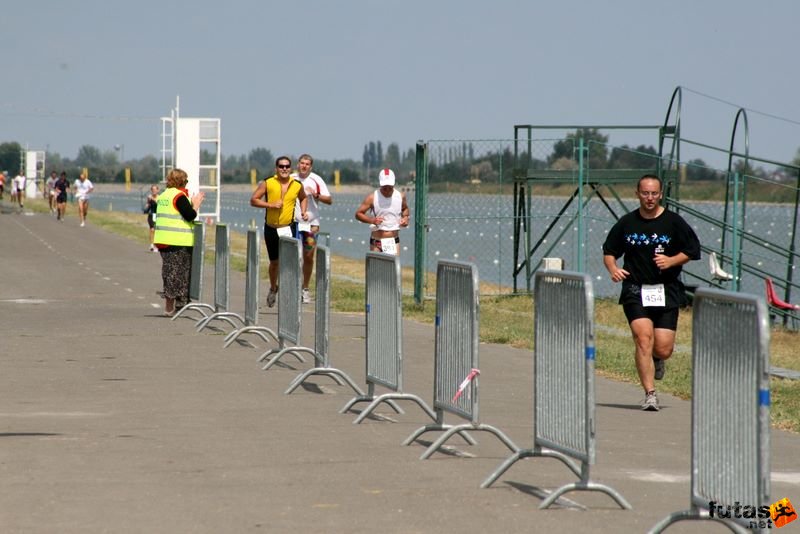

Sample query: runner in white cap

[354,168,409,256]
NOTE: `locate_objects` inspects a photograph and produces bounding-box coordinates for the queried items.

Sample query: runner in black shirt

[54,172,70,221]
[602,175,700,411]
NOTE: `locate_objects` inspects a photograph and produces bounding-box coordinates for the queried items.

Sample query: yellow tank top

[264,176,303,227]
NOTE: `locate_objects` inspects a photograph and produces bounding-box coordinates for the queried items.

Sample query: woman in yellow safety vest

[153,168,205,316]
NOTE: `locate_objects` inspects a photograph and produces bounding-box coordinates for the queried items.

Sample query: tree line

[0,140,418,186]
[2,131,796,186]
[427,128,800,185]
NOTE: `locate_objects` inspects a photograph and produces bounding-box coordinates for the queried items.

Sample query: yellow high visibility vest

[153,188,194,246]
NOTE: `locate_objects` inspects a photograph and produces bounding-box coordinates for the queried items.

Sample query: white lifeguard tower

[23,149,45,199]
[161,97,221,222]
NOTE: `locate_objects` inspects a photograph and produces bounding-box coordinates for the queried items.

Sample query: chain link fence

[414,137,800,307]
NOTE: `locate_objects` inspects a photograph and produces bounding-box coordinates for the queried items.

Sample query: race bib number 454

[641,284,666,307]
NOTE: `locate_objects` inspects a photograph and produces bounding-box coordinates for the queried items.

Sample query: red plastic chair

[765,278,800,329]
[765,278,800,311]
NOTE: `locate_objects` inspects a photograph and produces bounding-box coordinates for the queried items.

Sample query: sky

[3,0,800,171]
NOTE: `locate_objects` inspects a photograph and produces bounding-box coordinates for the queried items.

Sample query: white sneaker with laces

[642,391,659,412]
[80,221,85,227]
[302,288,311,304]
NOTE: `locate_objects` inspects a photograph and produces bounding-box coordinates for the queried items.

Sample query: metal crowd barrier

[196,224,242,332]
[650,288,770,533]
[171,222,214,320]
[223,228,279,348]
[481,270,630,509]
[285,245,364,395]
[257,236,309,369]
[402,260,516,460]
[341,252,431,422]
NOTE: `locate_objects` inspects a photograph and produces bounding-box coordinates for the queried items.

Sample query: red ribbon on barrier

[452,368,480,402]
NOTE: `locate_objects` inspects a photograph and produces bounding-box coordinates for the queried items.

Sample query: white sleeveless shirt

[371,189,402,231]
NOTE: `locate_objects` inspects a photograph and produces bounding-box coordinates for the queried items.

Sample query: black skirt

[159,246,192,307]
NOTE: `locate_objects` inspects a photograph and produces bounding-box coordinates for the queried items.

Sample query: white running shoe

[302,288,311,304]
[80,221,85,227]
[642,391,659,412]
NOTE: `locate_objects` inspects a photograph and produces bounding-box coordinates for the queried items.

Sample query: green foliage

[9,134,799,191]
[75,145,103,167]
[247,147,274,175]
[685,158,722,181]
[313,161,362,184]
[607,144,658,170]
[363,141,382,169]
[733,158,767,179]
[0,141,22,174]
[384,142,401,169]
[427,144,518,184]
[549,128,609,168]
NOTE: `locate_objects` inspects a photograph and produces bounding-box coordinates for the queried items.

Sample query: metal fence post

[196,224,243,332]
[258,236,309,369]
[482,270,631,510]
[341,252,433,422]
[172,222,214,320]
[650,288,770,533]
[285,245,364,395]
[223,227,279,348]
[403,260,518,460]
[414,141,427,305]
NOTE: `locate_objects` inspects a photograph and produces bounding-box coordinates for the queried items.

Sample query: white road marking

[625,471,689,483]
[773,472,800,485]
[626,470,800,485]
[0,412,108,417]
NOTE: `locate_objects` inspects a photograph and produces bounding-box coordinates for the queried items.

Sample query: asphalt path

[1,205,798,533]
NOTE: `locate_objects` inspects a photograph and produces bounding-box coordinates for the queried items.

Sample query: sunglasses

[277,164,291,169]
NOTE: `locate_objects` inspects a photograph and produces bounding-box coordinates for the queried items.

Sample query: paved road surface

[1,206,798,533]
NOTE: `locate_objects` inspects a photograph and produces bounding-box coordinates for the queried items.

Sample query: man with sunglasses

[602,174,700,412]
[250,156,308,307]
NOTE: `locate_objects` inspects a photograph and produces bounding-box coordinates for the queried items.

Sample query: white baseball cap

[378,168,396,186]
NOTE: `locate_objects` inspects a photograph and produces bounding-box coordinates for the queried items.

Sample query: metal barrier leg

[402,423,477,448]
[480,446,582,488]
[285,368,363,395]
[418,423,518,460]
[223,325,278,348]
[195,312,244,333]
[171,302,214,321]
[340,395,404,416]
[648,507,750,534]
[540,481,632,510]
[537,463,630,510]
[259,346,308,370]
[352,393,437,424]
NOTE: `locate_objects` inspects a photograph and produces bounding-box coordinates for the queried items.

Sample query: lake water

[91,188,798,300]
